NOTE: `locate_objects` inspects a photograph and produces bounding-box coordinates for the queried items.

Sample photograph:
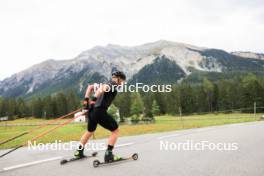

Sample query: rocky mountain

[231,51,264,60]
[0,40,264,98]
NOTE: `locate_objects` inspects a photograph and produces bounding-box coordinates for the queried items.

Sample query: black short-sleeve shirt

[94,80,118,109]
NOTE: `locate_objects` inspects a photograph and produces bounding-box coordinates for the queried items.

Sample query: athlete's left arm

[93,84,109,99]
[85,84,94,98]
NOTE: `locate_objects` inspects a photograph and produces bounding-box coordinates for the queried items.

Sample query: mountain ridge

[1,40,264,98]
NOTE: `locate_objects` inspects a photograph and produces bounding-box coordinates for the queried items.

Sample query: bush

[142,116,155,124]
[144,111,153,118]
[131,115,140,124]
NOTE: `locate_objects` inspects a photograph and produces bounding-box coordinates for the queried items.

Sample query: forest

[0,73,264,120]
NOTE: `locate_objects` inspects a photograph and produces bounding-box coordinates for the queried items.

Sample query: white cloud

[0,0,263,80]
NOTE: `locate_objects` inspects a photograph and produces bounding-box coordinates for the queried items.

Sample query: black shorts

[87,107,118,132]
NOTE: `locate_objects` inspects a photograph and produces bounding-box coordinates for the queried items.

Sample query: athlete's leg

[98,111,119,149]
[108,128,119,146]
[105,128,119,161]
[74,109,97,157]
[97,109,119,162]
[80,131,94,146]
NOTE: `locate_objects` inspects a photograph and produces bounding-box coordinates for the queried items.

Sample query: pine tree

[130,92,144,117]
[212,83,219,111]
[203,78,214,112]
[166,85,180,115]
[17,98,26,118]
[217,80,230,110]
[241,73,264,111]
[151,100,160,116]
[142,92,154,117]
[52,97,58,117]
[31,98,43,118]
[66,90,80,112]
[179,82,195,114]
[42,96,54,119]
[55,93,68,116]
[114,92,131,121]
[195,85,207,113]
[8,98,17,119]
[0,97,4,117]
[154,92,167,114]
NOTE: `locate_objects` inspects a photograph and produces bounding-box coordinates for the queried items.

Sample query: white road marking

[194,128,208,132]
[227,124,241,127]
[1,142,135,171]
[96,142,135,150]
[116,142,134,148]
[158,134,180,139]
[158,127,217,139]
[2,156,62,171]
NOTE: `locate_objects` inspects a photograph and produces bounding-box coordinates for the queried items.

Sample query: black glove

[82,98,89,110]
[89,97,97,109]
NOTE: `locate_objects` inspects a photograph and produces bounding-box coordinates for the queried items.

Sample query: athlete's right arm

[82,84,94,110]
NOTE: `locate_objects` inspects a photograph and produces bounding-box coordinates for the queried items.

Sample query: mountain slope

[129,56,186,84]
[231,51,264,60]
[0,40,264,98]
[200,49,264,72]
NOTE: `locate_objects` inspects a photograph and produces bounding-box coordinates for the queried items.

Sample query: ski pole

[30,111,86,142]
[0,145,23,158]
[0,111,86,158]
[0,108,81,146]
[0,132,28,146]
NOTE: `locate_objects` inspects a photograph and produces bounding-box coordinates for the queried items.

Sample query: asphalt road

[1,121,264,176]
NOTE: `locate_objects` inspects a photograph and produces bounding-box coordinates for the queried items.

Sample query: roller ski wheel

[93,160,100,168]
[93,153,138,168]
[132,153,138,160]
[60,159,68,165]
[60,152,98,165]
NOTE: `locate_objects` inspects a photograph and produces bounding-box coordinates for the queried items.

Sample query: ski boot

[74,148,85,158]
[104,150,121,163]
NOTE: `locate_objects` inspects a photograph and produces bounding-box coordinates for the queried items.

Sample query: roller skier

[74,70,126,163]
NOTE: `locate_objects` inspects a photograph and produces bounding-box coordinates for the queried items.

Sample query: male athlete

[74,71,126,162]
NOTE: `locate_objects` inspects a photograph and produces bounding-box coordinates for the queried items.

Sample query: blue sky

[0,0,263,80]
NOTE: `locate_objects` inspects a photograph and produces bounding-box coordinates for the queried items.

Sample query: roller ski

[93,152,138,168]
[60,151,98,165]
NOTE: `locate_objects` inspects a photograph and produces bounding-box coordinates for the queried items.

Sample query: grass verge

[0,113,262,149]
